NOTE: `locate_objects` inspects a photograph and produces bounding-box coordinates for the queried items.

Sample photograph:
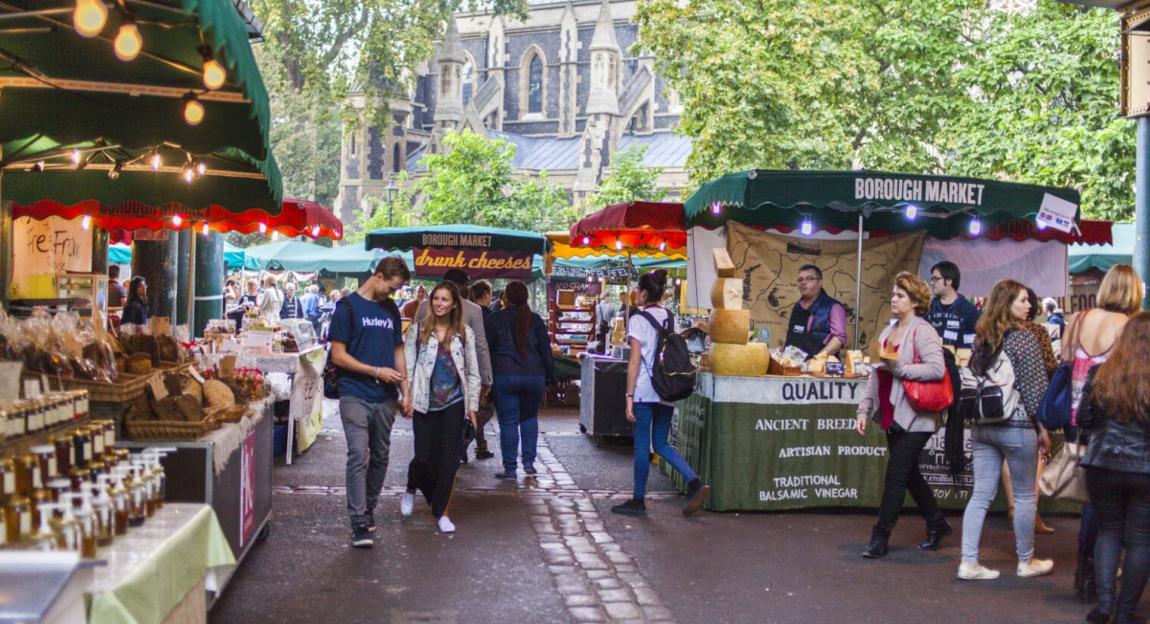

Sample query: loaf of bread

[173,394,205,421]
[203,379,235,409]
[126,352,153,375]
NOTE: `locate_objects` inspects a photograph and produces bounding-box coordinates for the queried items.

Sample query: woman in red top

[855,272,949,559]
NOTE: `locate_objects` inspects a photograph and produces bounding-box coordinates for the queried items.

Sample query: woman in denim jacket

[400,281,480,534]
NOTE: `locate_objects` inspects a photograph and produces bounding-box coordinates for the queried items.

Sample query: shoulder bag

[901,327,955,413]
[1038,310,1090,430]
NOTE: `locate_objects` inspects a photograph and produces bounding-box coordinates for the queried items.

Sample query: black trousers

[876,427,945,535]
[1086,466,1150,618]
[407,402,465,519]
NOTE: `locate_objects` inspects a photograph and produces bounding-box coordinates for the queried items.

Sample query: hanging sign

[11,216,92,299]
[1036,193,1079,234]
[413,247,534,279]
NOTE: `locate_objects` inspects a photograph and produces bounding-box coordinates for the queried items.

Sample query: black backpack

[638,310,697,402]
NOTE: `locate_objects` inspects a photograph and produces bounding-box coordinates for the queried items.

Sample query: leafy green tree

[344,173,417,243]
[588,145,666,210]
[417,131,573,231]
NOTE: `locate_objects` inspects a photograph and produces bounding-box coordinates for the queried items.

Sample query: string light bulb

[272,231,280,241]
[201,222,210,236]
[71,148,82,165]
[311,225,321,238]
[172,214,184,227]
[195,161,207,176]
[183,93,204,126]
[905,204,918,220]
[108,161,123,179]
[149,151,161,171]
[258,222,268,235]
[81,215,92,231]
[182,166,194,183]
[711,201,722,216]
[32,161,45,173]
[800,218,813,236]
[658,240,667,252]
[969,218,982,237]
[113,18,143,62]
[615,239,623,251]
[200,48,226,90]
[73,0,108,38]
[581,235,590,246]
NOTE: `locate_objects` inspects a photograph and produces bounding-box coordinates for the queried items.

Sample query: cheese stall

[673,169,1102,512]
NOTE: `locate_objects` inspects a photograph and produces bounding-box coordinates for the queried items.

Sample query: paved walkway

[211,404,1111,624]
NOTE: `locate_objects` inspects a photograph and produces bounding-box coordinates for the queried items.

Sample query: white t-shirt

[628,306,672,405]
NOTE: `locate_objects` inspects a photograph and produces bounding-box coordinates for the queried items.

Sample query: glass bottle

[72,427,90,469]
[50,500,79,552]
[30,502,57,551]
[110,469,129,536]
[71,494,97,559]
[100,420,116,453]
[126,467,146,527]
[53,434,73,476]
[92,478,114,547]
[31,489,52,528]
[5,496,31,544]
[14,454,39,496]
[30,445,57,486]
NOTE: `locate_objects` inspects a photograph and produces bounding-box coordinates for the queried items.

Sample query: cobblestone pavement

[211,404,1105,624]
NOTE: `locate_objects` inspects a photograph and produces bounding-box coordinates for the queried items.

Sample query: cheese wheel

[709,342,769,376]
[708,309,750,344]
[713,248,736,278]
[709,277,744,310]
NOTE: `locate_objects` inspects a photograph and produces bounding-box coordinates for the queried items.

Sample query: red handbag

[900,329,955,413]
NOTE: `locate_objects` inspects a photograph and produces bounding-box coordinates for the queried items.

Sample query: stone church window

[528,55,543,114]
[463,58,475,105]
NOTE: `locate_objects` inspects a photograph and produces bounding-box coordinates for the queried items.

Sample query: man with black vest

[784,264,847,360]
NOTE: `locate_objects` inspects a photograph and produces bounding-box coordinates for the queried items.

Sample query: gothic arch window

[519,46,547,118]
[462,53,477,106]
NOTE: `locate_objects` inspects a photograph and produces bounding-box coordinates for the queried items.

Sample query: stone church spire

[434,16,465,129]
[557,1,579,137]
[586,0,620,116]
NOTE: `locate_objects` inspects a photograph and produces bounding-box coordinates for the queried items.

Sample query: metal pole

[854,212,864,350]
[388,200,393,227]
[186,231,197,338]
[1136,117,1150,310]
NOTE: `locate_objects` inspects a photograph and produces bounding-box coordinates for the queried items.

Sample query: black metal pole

[1137,117,1150,310]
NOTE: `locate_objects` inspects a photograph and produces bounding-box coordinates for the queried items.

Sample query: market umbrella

[244,240,329,271]
[569,201,687,253]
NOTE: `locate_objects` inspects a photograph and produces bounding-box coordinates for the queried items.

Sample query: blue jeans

[961,424,1038,564]
[632,403,697,499]
[492,374,544,474]
[1086,466,1150,619]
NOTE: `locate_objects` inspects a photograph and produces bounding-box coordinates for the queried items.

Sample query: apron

[785,303,823,358]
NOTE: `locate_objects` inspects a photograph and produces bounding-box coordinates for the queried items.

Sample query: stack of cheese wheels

[707,248,769,376]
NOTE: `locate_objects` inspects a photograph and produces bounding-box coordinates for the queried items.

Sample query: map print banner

[725,222,925,348]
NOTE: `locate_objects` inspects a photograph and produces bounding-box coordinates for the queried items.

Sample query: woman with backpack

[958,279,1053,580]
[855,272,950,558]
[400,281,481,534]
[485,281,554,480]
[1077,311,1150,624]
[1059,264,1143,602]
[612,270,710,517]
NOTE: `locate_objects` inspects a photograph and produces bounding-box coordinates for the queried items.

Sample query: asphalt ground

[211,403,1113,624]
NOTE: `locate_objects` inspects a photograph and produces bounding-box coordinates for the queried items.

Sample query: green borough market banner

[670,374,1075,513]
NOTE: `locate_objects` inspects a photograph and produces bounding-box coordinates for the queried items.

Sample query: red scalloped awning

[11,198,343,241]
[569,201,685,253]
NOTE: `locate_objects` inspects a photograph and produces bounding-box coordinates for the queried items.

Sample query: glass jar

[14,454,40,496]
[68,467,88,493]
[52,435,73,476]
[90,425,106,458]
[74,391,89,420]
[5,496,31,544]
[7,403,27,439]
[26,399,45,434]
[0,459,14,499]
[72,427,91,469]
[30,445,57,485]
[100,420,116,452]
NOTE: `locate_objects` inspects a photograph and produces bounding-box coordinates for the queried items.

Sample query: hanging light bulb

[195,160,207,176]
[969,218,982,237]
[200,48,226,90]
[108,161,123,180]
[658,240,667,252]
[581,235,590,246]
[172,214,184,227]
[587,273,595,283]
[73,0,109,38]
[1036,219,1047,231]
[113,18,143,62]
[800,218,813,236]
[182,166,195,183]
[258,222,268,235]
[615,239,623,251]
[32,161,45,173]
[149,151,161,171]
[201,222,210,236]
[71,148,82,165]
[674,278,682,286]
[311,225,321,238]
[905,204,918,220]
[183,93,205,126]
[81,215,92,231]
[711,201,722,216]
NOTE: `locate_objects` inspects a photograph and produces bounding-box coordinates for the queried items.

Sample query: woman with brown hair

[1062,264,1143,602]
[400,281,481,534]
[1078,312,1150,624]
[855,271,950,558]
[958,279,1053,581]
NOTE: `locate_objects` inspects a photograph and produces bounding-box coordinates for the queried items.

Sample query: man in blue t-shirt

[329,256,411,548]
[925,261,980,350]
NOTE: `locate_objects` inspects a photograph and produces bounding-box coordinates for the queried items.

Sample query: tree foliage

[588,145,666,211]
[635,0,1132,219]
[417,130,574,231]
[344,173,417,243]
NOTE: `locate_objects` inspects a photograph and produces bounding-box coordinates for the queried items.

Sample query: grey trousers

[340,395,398,527]
[961,424,1039,564]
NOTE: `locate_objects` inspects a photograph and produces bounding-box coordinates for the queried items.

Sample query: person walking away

[855,272,950,558]
[1060,264,1142,602]
[402,284,426,321]
[958,279,1053,580]
[925,261,981,350]
[469,281,497,460]
[1077,312,1150,624]
[400,281,480,533]
[280,283,304,320]
[485,281,554,479]
[258,276,283,324]
[108,265,126,309]
[612,270,710,517]
[120,276,149,331]
[329,257,410,548]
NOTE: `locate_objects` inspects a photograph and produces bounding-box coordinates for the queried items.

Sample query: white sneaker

[1017,558,1054,578]
[957,562,1000,580]
[400,493,414,517]
[437,515,456,534]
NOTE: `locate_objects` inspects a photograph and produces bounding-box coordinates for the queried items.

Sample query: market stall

[673,169,1101,511]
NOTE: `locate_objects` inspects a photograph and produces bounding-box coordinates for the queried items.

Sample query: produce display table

[86,503,235,624]
[116,399,274,601]
[579,355,632,439]
[672,373,1075,513]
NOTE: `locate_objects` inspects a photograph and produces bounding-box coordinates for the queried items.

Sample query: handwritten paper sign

[11,216,92,299]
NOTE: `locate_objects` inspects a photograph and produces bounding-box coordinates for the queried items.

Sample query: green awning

[0,0,272,160]
[1070,223,1135,274]
[685,170,1081,238]
[113,241,257,270]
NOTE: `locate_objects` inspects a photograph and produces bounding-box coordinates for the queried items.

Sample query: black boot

[1075,547,1098,603]
[862,526,889,559]
[918,522,953,551]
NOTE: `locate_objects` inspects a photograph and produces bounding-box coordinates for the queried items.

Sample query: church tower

[433,17,465,131]
[574,0,623,202]
[557,2,580,138]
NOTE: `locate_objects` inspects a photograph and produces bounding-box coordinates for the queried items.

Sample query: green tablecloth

[671,373,1074,513]
[87,503,236,624]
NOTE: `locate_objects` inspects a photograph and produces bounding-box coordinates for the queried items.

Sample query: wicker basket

[46,370,159,403]
[123,417,221,441]
[209,405,251,424]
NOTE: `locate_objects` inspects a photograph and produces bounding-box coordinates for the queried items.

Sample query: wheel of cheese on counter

[709,342,769,376]
[708,309,750,345]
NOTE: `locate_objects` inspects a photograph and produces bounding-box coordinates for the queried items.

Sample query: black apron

[784,304,823,359]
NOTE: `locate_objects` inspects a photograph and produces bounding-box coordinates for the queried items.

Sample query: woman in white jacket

[400,281,480,533]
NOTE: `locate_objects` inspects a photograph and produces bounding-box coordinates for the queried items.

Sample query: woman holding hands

[400,281,481,534]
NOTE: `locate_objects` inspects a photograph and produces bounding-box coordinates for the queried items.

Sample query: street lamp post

[382,179,399,227]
